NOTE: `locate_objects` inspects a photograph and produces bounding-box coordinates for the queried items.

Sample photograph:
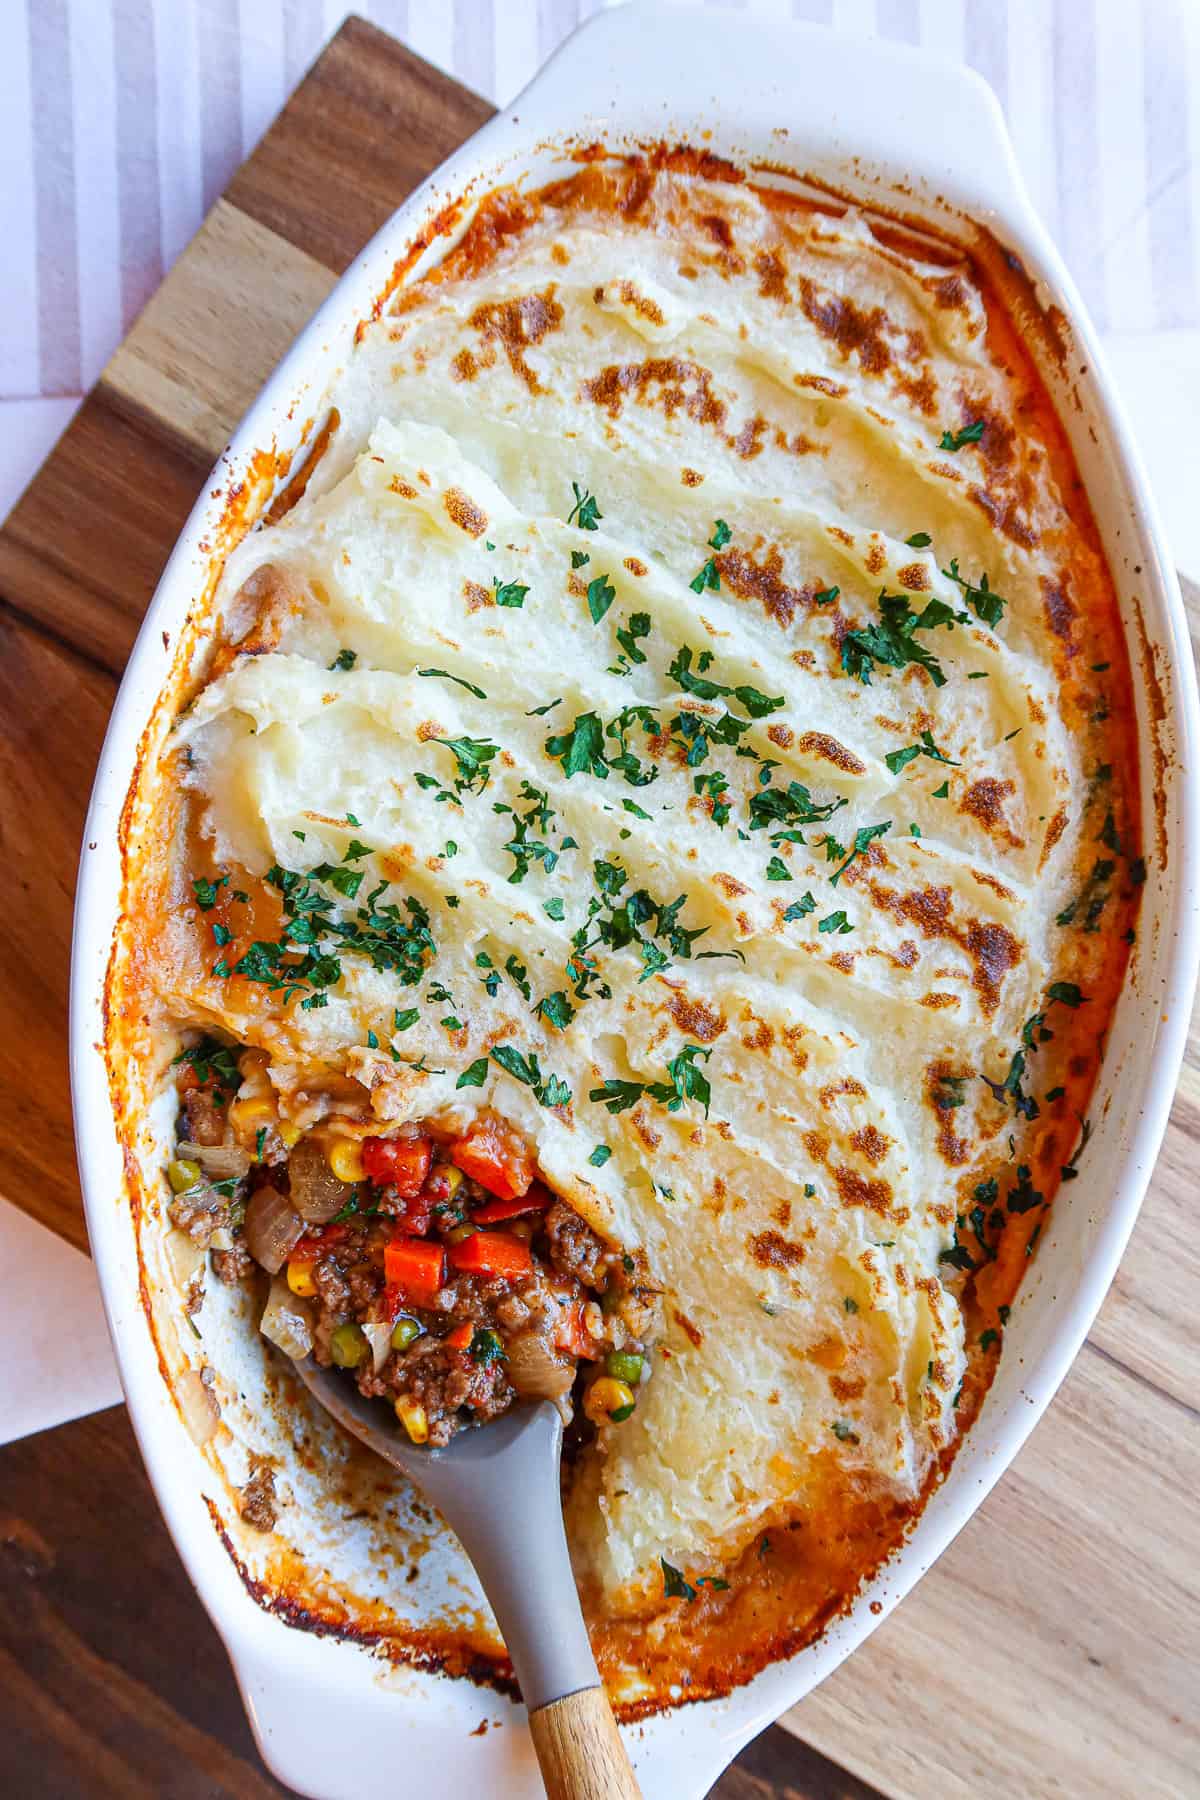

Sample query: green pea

[391,1317,422,1351]
[168,1158,202,1194]
[605,1350,644,1386]
[330,1323,368,1368]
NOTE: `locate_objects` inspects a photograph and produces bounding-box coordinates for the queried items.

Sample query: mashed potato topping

[127,160,1140,1702]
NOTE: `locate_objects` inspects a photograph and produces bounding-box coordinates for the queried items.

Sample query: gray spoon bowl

[291,1357,641,1799]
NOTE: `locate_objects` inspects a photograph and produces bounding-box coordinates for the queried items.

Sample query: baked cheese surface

[143,163,1139,1695]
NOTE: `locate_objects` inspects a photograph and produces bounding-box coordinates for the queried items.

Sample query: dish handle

[514,1,1038,238]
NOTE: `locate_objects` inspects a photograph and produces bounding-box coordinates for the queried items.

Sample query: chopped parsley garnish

[841,591,966,689]
[543,897,566,921]
[667,645,784,718]
[979,989,1079,1122]
[329,648,357,671]
[829,821,891,886]
[813,585,840,606]
[230,865,436,1008]
[490,1043,572,1108]
[765,855,791,881]
[567,860,712,993]
[567,481,602,531]
[392,1008,420,1032]
[431,734,500,795]
[536,990,576,1030]
[590,1043,713,1118]
[308,861,364,900]
[571,549,590,570]
[693,769,731,827]
[817,910,853,934]
[493,577,529,609]
[494,780,564,885]
[504,953,531,1000]
[456,1058,489,1090]
[1061,1118,1093,1181]
[546,711,608,779]
[545,706,661,788]
[1057,858,1116,932]
[661,1558,696,1602]
[172,1036,239,1099]
[587,573,617,624]
[938,419,985,452]
[588,1145,612,1168]
[343,839,372,861]
[212,922,232,947]
[416,667,487,699]
[192,875,226,911]
[783,893,817,922]
[749,779,846,834]
[832,1420,860,1444]
[1000,1164,1043,1216]
[884,729,959,775]
[980,1328,999,1352]
[932,780,951,799]
[905,531,932,548]
[526,698,562,717]
[689,519,731,593]
[933,1074,968,1109]
[844,1296,859,1314]
[613,611,651,669]
[942,558,1008,628]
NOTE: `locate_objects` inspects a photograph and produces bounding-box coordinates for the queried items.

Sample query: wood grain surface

[0,16,1195,1798]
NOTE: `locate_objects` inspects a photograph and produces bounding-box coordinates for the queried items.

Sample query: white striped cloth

[2,0,1198,405]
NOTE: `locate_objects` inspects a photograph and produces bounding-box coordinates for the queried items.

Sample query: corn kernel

[442,1166,464,1198]
[278,1122,302,1149]
[327,1139,365,1184]
[230,1095,276,1135]
[167,1158,202,1194]
[394,1396,429,1444]
[286,1260,317,1298]
[583,1377,636,1426]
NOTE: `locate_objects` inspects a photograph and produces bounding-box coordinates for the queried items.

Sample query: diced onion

[260,1274,314,1360]
[177,1367,220,1445]
[505,1331,575,1400]
[244,1184,304,1273]
[361,1320,394,1374]
[177,1140,251,1180]
[287,1137,352,1224]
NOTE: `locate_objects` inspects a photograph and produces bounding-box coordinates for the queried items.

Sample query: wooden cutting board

[0,17,1196,1797]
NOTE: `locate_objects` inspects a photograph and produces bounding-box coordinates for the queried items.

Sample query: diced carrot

[471,1182,552,1224]
[363,1133,432,1197]
[450,1116,535,1202]
[384,1236,445,1306]
[444,1321,474,1351]
[447,1231,532,1280]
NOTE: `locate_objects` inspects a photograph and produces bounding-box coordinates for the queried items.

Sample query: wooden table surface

[0,17,1196,1798]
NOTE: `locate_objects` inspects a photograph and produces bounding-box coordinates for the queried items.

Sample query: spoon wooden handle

[528,1685,642,1799]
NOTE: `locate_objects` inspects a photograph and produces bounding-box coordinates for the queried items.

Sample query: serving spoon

[293,1357,642,1800]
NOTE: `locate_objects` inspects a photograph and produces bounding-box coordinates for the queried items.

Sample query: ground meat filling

[167,1041,657,1449]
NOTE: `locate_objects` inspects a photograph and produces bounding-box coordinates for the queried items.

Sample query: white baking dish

[70,6,1200,1795]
